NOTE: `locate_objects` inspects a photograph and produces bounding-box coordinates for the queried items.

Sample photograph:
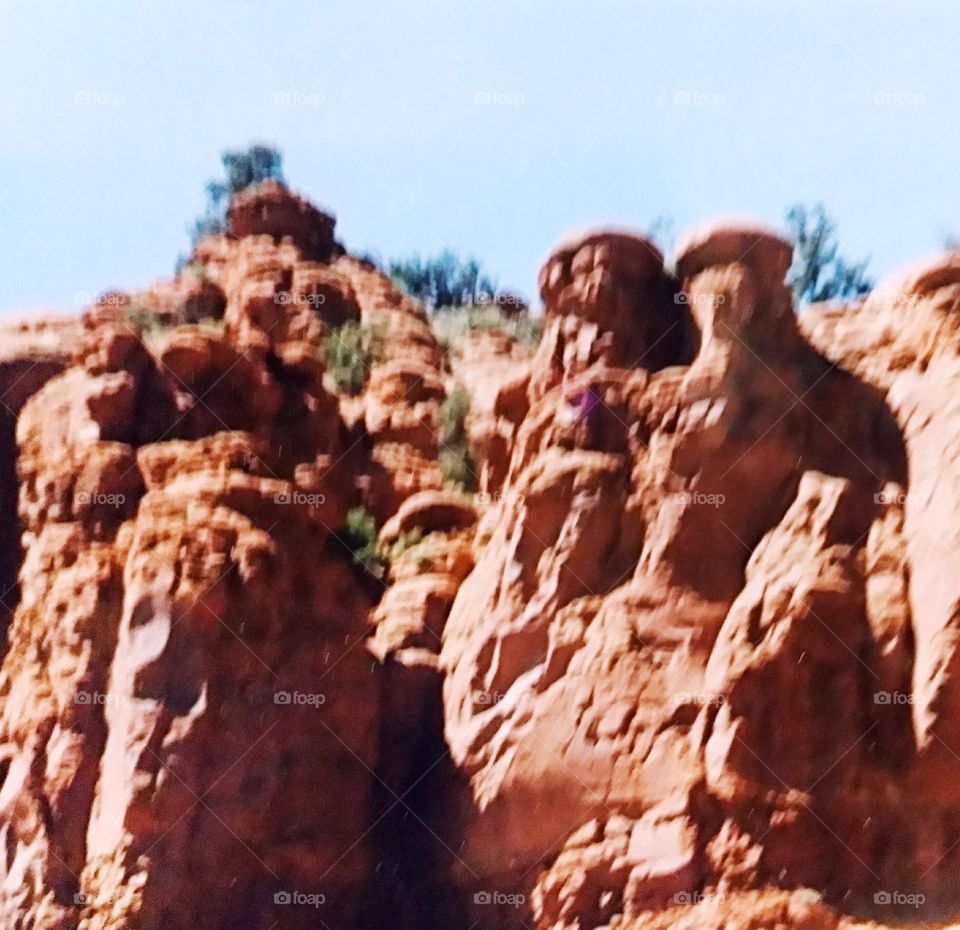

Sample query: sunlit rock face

[6,194,960,930]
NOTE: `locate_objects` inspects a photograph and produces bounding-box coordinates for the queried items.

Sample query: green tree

[785,203,873,305]
[389,250,498,309]
[191,143,285,244]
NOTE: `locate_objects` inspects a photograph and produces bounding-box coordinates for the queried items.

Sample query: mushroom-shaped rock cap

[870,251,960,303]
[675,218,792,284]
[547,227,663,279]
[539,227,664,303]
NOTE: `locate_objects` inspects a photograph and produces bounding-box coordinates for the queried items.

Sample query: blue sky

[1,0,958,315]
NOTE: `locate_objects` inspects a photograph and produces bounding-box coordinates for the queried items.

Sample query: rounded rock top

[675,218,792,283]
[544,227,664,279]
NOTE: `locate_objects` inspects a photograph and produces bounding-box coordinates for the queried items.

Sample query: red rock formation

[7,183,960,930]
[437,220,937,930]
[0,289,376,928]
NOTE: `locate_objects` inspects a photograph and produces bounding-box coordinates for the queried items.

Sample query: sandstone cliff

[1,182,960,930]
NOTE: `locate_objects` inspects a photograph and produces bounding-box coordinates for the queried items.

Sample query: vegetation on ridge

[322,321,385,395]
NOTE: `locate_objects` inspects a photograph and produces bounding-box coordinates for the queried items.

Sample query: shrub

[339,506,388,580]
[432,304,542,352]
[181,261,208,283]
[323,322,385,395]
[438,387,477,491]
[385,528,425,563]
[124,301,222,340]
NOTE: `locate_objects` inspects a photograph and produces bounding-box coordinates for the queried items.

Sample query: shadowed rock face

[3,195,960,930]
[0,317,84,646]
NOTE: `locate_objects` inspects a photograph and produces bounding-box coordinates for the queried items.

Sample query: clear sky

[1,0,958,316]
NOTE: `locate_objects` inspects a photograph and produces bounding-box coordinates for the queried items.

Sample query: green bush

[385,528,425,563]
[438,387,477,492]
[323,322,385,395]
[340,506,388,580]
[124,302,167,337]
